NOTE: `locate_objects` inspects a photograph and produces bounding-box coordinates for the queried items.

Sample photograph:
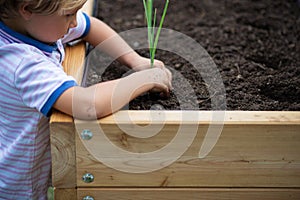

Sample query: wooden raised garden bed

[50,0,300,199]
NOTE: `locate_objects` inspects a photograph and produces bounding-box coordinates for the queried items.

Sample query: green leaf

[143,0,169,67]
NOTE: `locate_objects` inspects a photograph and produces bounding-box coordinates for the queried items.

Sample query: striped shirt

[0,11,90,199]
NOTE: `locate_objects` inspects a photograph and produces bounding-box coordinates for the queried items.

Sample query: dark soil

[85,0,300,111]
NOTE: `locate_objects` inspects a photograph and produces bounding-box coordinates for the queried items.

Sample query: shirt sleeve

[15,46,78,117]
[62,11,91,44]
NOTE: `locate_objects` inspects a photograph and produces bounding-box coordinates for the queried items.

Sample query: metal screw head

[83,196,94,200]
[82,173,94,183]
[81,129,93,140]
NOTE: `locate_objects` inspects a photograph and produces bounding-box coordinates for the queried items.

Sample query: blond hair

[0,0,87,19]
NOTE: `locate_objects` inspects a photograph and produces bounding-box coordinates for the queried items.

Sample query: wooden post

[50,0,94,199]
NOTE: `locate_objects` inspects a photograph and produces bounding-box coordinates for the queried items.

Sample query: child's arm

[52,15,172,119]
[53,67,171,119]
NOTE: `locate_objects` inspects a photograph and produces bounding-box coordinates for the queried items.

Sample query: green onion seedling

[143,0,169,67]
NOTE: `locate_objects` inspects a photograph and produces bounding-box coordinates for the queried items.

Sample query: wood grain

[76,111,300,187]
[50,0,94,196]
[50,40,85,189]
[50,121,76,188]
[77,188,300,200]
[62,44,86,85]
[54,188,77,200]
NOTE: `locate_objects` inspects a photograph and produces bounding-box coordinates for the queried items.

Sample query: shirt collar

[0,20,58,53]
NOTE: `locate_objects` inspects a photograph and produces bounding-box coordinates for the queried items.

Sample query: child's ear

[18,3,33,20]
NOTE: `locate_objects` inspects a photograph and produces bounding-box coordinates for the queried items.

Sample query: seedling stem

[143,0,169,67]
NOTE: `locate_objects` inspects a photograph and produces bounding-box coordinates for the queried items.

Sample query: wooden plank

[76,111,300,187]
[50,0,94,190]
[61,43,86,86]
[49,37,86,122]
[54,188,77,200]
[77,188,300,200]
[97,110,300,125]
[50,42,85,189]
[50,121,76,188]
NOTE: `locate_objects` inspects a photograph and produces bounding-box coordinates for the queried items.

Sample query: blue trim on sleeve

[41,80,77,117]
[81,12,91,38]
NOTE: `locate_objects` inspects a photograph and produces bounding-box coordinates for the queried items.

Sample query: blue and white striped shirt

[0,11,90,199]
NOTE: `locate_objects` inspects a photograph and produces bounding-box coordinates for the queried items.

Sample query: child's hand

[130,56,165,71]
[122,53,172,95]
[145,67,172,96]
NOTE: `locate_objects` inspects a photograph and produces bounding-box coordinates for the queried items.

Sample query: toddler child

[0,0,172,199]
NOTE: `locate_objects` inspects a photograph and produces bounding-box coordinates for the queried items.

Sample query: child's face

[25,7,82,43]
